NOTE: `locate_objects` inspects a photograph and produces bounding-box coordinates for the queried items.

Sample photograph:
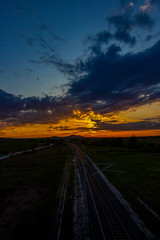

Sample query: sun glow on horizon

[0,101,159,138]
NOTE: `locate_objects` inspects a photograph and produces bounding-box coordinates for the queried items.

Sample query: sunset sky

[0,0,160,138]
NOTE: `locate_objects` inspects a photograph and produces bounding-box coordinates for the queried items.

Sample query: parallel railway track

[72,144,148,240]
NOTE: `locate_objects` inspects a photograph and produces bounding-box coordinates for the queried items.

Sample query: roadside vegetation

[0,138,52,156]
[0,142,70,240]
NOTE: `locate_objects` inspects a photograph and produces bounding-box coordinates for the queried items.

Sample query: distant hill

[50,136,61,139]
[64,135,84,139]
[50,135,84,139]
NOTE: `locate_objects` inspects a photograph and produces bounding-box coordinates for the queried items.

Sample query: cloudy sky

[0,0,160,138]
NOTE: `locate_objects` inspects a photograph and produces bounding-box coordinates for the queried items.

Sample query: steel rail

[86,158,131,240]
[72,144,106,238]
[84,168,106,240]
[73,144,132,240]
[53,158,69,240]
[87,168,118,240]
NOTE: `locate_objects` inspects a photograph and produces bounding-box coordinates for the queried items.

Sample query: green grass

[1,137,159,238]
[0,144,70,240]
[83,146,160,213]
[0,138,51,156]
[79,138,160,237]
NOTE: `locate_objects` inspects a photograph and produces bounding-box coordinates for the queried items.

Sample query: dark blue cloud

[114,30,136,45]
[86,7,155,52]
[94,120,160,131]
[67,40,160,113]
[26,68,33,72]
[150,0,160,5]
[88,31,112,45]
[145,35,153,41]
[134,12,154,28]
[21,0,160,120]
[0,86,159,132]
[22,35,35,46]
[88,29,136,48]
[0,89,25,114]
[22,29,63,56]
[107,11,154,31]
[107,15,133,31]
[48,118,160,132]
[0,89,74,125]
[31,36,160,116]
[38,22,65,42]
[107,44,122,56]
[120,0,127,6]
[104,5,155,49]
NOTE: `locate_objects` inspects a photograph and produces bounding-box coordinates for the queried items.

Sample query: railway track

[72,144,148,240]
[53,158,69,240]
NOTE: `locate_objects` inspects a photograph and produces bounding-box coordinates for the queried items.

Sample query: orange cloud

[1,101,160,138]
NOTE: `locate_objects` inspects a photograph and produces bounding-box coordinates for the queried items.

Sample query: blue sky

[0,0,160,137]
[1,0,159,97]
[0,0,117,97]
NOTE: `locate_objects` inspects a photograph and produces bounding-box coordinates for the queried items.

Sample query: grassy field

[0,136,159,239]
[0,143,72,240]
[0,138,52,156]
[75,137,160,237]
